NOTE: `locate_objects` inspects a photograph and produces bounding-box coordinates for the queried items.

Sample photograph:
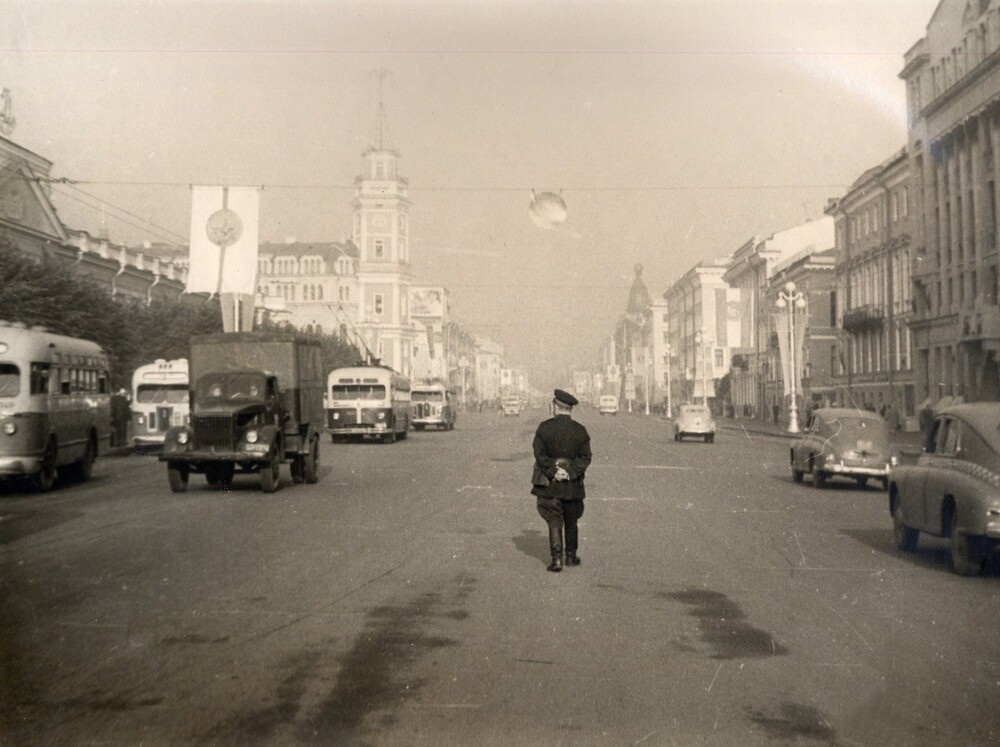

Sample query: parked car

[502,396,521,416]
[674,404,715,443]
[889,403,1000,576]
[790,407,895,489]
[598,394,619,415]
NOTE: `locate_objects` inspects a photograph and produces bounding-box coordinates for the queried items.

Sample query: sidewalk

[717,416,924,455]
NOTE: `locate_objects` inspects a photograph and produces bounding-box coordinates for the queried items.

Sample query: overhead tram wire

[32,178,852,193]
[49,186,187,246]
[60,181,190,244]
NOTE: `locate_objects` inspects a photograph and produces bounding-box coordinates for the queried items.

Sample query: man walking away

[531,389,592,572]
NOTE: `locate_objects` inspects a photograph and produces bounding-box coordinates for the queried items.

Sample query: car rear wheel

[892,499,918,552]
[949,511,985,576]
[856,476,868,488]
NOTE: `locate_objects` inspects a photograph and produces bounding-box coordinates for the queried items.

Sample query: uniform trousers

[536,496,585,555]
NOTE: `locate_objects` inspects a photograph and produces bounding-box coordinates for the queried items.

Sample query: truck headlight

[377,412,386,420]
[136,414,146,425]
[176,431,189,445]
[890,455,898,467]
[333,412,340,420]
[2,422,15,435]
[245,430,259,444]
[825,453,836,463]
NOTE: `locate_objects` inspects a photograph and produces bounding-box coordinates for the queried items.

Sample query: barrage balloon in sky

[528,189,568,230]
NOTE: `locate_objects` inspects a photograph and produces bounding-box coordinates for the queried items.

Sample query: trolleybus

[0,321,111,491]
[325,365,410,443]
[411,382,456,431]
[130,358,190,448]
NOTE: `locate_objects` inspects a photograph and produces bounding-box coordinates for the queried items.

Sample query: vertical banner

[187,186,261,297]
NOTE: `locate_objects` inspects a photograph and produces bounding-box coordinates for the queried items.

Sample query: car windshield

[680,405,709,416]
[0,363,19,397]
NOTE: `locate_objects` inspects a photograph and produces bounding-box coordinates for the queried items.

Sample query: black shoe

[546,556,563,572]
[565,552,581,566]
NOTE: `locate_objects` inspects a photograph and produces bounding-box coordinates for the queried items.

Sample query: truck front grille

[194,415,234,450]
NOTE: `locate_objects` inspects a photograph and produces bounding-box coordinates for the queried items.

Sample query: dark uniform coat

[530,414,592,500]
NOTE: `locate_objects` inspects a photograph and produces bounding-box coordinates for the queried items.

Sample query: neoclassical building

[900,0,1000,403]
[826,149,916,417]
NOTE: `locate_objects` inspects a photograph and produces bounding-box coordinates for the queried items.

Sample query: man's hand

[554,467,570,482]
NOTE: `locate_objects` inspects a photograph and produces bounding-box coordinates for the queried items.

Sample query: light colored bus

[325,365,411,444]
[411,382,456,431]
[131,358,190,448]
[0,321,111,491]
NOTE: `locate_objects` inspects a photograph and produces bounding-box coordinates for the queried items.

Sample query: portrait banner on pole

[186,186,260,296]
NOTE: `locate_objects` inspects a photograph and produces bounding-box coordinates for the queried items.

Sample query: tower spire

[371,68,391,150]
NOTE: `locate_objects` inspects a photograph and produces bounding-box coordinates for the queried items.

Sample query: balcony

[841,304,884,333]
[960,302,1000,342]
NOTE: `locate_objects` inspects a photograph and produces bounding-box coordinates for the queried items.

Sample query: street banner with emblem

[186,186,260,295]
[775,312,808,397]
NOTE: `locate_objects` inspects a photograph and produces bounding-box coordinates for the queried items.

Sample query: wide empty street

[2,409,999,745]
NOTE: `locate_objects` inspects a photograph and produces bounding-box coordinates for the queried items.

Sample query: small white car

[598,394,619,415]
[673,404,715,443]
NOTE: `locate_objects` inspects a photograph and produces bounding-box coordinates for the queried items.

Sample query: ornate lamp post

[776,281,807,433]
[665,343,673,418]
[694,330,711,407]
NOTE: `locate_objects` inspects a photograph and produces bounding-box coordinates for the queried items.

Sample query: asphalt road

[2,409,999,746]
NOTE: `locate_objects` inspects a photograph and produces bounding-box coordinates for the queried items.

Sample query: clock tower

[352,71,417,376]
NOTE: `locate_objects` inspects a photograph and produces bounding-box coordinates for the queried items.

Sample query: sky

[1,0,941,388]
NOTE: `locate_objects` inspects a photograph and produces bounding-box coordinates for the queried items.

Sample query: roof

[259,240,359,259]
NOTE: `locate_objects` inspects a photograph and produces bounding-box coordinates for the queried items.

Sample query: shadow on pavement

[841,527,1000,576]
[512,528,550,566]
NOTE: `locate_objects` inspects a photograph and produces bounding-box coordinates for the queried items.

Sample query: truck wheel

[304,438,319,484]
[260,449,281,493]
[167,462,189,493]
[383,431,396,444]
[32,438,58,493]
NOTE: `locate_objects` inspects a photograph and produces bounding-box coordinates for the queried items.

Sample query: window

[714,349,724,369]
[374,294,384,317]
[374,239,385,259]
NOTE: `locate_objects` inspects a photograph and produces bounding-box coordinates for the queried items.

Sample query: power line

[60,182,189,243]
[36,176,849,192]
[50,186,185,245]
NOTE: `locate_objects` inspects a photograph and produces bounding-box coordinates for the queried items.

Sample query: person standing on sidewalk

[531,389,592,572]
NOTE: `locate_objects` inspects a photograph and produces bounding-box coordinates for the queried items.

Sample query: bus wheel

[304,438,319,484]
[167,462,189,493]
[260,448,281,493]
[69,434,96,482]
[32,439,57,492]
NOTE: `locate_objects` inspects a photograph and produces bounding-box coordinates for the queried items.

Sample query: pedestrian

[772,402,780,424]
[531,389,592,572]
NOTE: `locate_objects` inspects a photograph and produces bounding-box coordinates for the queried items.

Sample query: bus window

[30,363,49,395]
[332,384,386,400]
[0,364,18,397]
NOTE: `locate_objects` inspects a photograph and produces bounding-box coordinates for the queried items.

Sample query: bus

[0,321,111,491]
[130,358,190,448]
[325,365,410,444]
[411,382,456,431]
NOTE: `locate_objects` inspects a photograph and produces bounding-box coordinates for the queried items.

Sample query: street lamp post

[644,346,650,416]
[776,281,807,434]
[694,330,710,407]
[665,344,672,418]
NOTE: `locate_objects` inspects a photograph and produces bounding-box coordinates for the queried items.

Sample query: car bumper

[158,445,272,464]
[327,425,391,435]
[412,418,447,426]
[133,435,167,446]
[822,463,890,478]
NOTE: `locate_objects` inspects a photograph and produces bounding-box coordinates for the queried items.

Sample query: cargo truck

[160,332,325,493]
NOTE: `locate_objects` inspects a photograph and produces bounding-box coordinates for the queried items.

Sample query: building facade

[661,258,740,410]
[826,149,916,419]
[900,0,1000,405]
[723,217,835,418]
